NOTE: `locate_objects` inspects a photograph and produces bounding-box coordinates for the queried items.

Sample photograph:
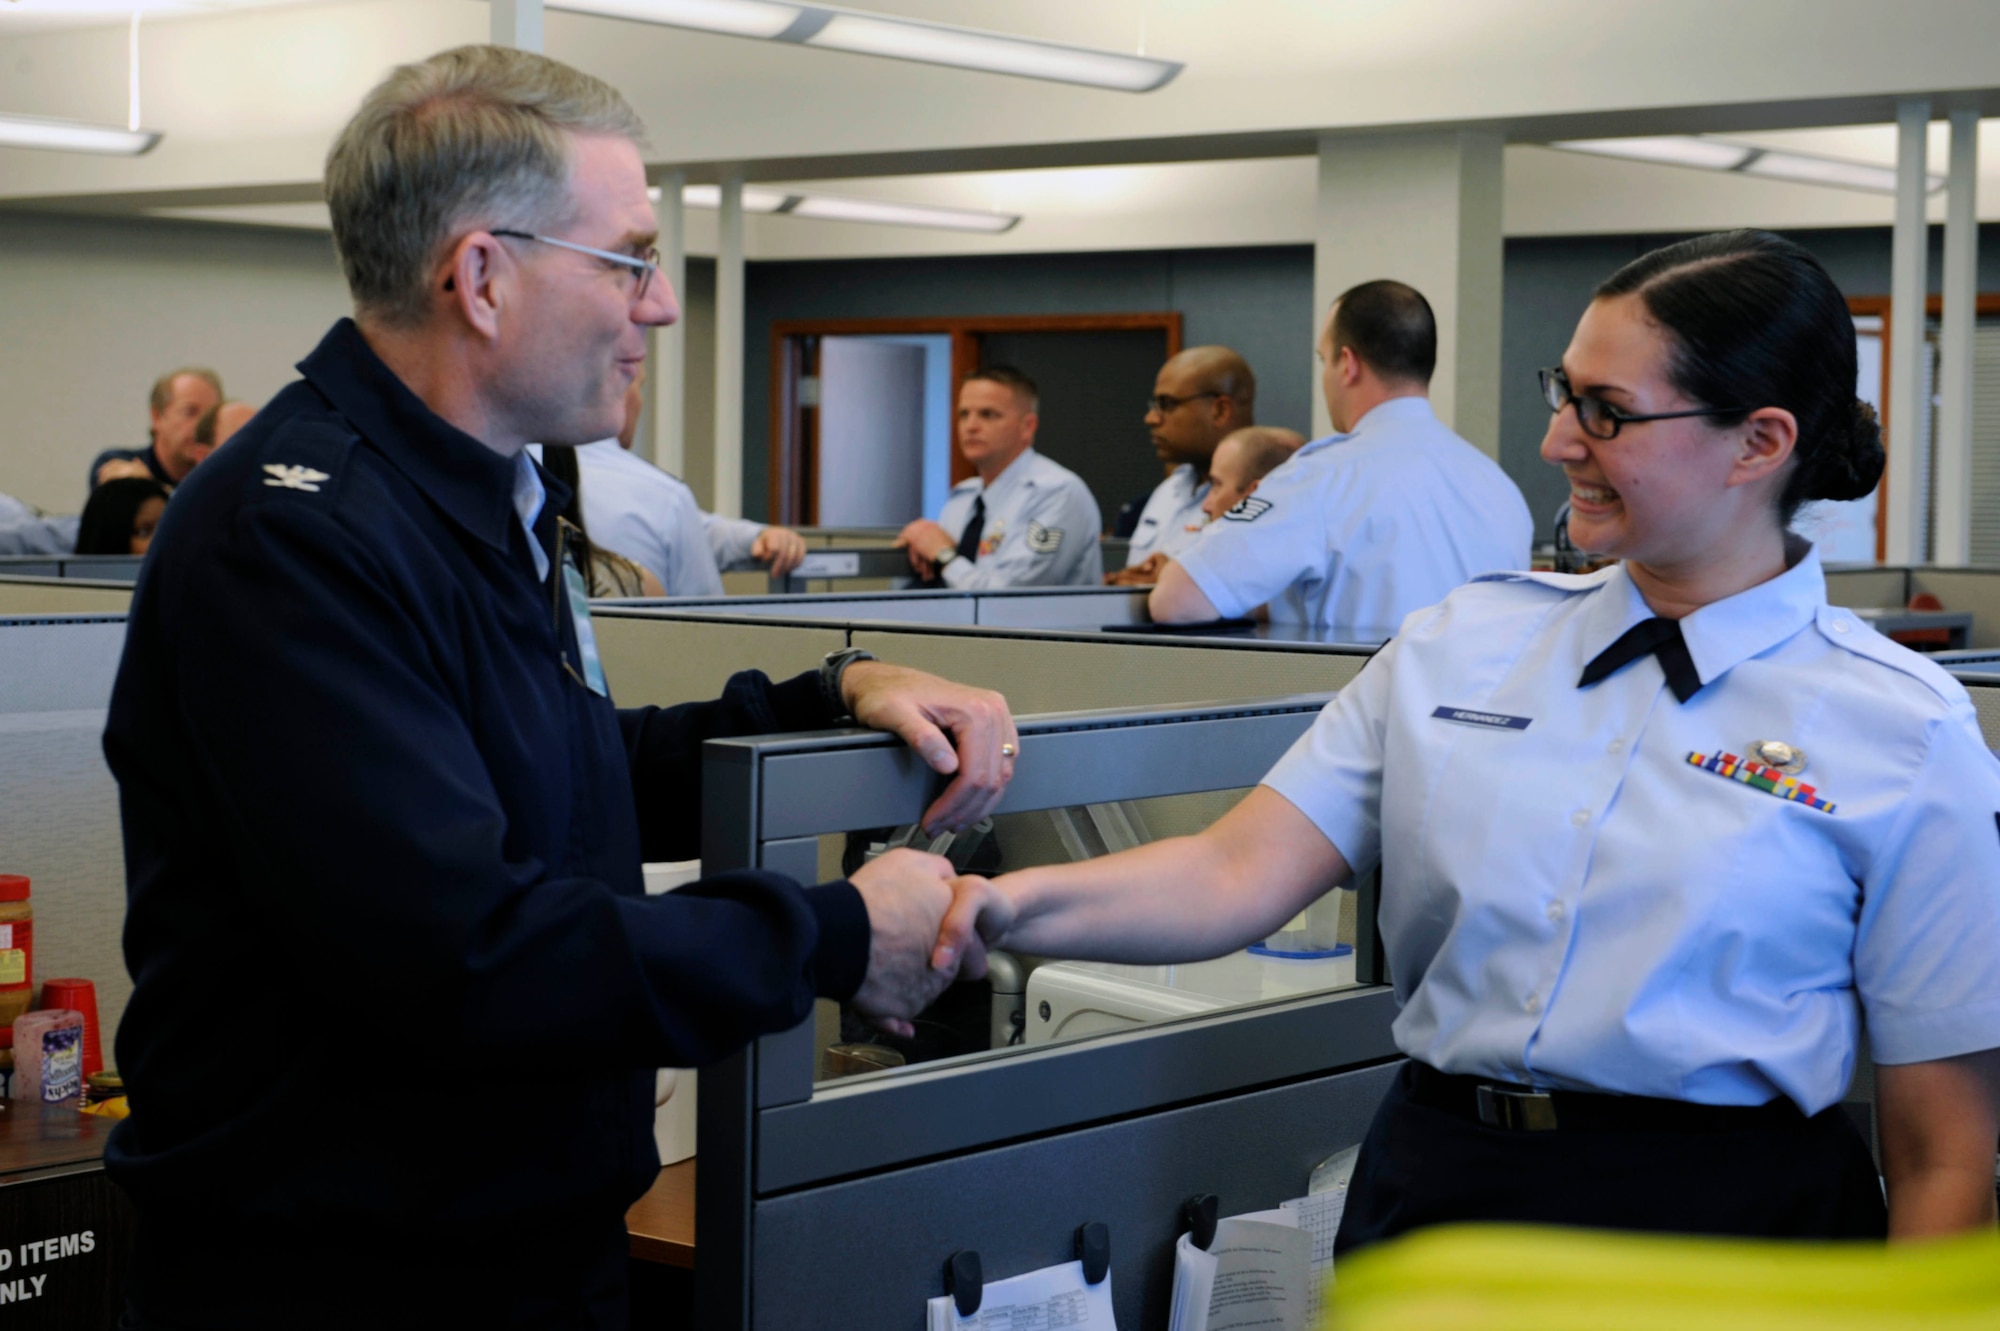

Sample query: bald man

[1106,346,1256,586]
[197,400,259,451]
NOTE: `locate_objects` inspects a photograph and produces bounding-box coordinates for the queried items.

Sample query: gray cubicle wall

[694,700,1402,1331]
[1824,564,2000,649]
[0,615,134,1051]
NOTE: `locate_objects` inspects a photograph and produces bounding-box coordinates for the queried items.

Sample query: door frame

[769,312,1184,526]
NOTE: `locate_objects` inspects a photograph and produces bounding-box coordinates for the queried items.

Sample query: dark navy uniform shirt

[102,319,870,1327]
[85,441,173,496]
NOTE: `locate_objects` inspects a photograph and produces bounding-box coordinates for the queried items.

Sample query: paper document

[1279,1191,1345,1278]
[926,1259,1116,1331]
[1168,1212,1313,1331]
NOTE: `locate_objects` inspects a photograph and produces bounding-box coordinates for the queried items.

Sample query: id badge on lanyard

[555,519,610,697]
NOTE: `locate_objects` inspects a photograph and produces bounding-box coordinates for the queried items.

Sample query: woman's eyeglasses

[1539,366,1746,441]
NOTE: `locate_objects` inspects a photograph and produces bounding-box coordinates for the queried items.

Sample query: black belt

[1408,1062,1807,1134]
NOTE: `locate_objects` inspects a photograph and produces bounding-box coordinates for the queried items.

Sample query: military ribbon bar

[1686,751,1836,814]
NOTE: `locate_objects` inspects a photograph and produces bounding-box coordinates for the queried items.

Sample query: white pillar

[1934,109,1979,567]
[649,169,688,474]
[712,175,746,518]
[490,0,543,51]
[1312,130,1504,454]
[1884,98,1932,565]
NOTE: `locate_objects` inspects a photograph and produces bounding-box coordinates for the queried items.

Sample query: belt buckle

[1476,1083,1559,1131]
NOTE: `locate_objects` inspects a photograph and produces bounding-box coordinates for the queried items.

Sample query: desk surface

[0,1096,118,1182]
[626,1158,695,1268]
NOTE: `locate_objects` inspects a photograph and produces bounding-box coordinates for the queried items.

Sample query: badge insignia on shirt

[1223,496,1273,522]
[1749,739,1806,775]
[1687,751,1835,813]
[262,464,330,492]
[1026,521,1064,553]
[1432,706,1532,731]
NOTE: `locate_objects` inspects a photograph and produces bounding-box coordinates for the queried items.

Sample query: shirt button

[1607,738,1626,755]
[1547,900,1565,923]
[1831,619,1851,634]
[1570,808,1591,827]
[1525,993,1543,1014]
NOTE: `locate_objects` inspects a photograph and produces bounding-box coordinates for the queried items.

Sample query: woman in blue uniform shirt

[936,230,2000,1245]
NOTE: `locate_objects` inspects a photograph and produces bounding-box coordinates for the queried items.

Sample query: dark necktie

[955,495,987,564]
[1578,616,1704,703]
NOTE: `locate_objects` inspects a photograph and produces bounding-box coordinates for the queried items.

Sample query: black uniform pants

[1333,1062,1888,1255]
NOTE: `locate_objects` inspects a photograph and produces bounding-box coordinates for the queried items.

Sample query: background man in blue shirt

[87,366,222,493]
[104,45,1017,1330]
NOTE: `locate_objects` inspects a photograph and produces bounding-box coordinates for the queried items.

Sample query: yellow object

[81,1096,128,1120]
[1326,1224,2000,1331]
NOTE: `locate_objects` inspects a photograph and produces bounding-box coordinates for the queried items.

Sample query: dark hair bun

[1806,398,1886,503]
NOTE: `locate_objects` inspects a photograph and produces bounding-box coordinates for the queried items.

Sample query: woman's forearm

[993,786,1350,963]
[1878,1050,2000,1240]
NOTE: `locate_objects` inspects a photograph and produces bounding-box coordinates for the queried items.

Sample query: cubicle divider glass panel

[693,698,1401,1330]
[0,555,144,583]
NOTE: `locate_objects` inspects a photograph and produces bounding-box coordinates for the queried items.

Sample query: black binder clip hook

[1074,1221,1110,1286]
[1181,1193,1220,1252]
[945,1249,982,1318]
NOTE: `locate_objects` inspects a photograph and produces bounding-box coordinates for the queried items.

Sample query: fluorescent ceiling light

[0,112,160,155]
[1549,136,1754,171]
[786,192,1017,232]
[548,0,801,38]
[1547,134,1944,196]
[804,13,1178,92]
[1740,151,1903,193]
[543,0,1182,92]
[650,182,1020,232]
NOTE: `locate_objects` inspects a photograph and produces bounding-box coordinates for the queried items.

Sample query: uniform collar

[1348,394,1436,435]
[975,447,1040,503]
[296,319,570,554]
[1586,542,1827,694]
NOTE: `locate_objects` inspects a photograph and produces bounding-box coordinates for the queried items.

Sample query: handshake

[845,848,1012,1038]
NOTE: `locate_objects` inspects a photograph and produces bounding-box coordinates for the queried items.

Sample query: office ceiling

[4,0,2000,255]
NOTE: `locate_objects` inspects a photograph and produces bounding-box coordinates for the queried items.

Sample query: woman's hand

[933,873,1015,977]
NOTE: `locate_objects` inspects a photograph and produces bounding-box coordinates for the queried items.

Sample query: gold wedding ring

[1000,743,1017,758]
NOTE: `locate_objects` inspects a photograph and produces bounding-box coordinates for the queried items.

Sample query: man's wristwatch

[932,546,960,568]
[819,647,877,723]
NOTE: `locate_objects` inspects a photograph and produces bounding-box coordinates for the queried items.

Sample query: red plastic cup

[39,979,101,1079]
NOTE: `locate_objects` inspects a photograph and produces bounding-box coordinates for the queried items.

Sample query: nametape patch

[1223,496,1273,522]
[1432,706,1532,731]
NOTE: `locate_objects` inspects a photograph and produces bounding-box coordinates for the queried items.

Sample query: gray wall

[743,247,1317,524]
[0,212,352,514]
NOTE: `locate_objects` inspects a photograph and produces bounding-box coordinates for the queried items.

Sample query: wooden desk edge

[626,1157,695,1269]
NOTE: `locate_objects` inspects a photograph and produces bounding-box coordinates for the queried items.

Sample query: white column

[1312,130,1504,454]
[712,175,746,518]
[1884,98,1932,565]
[490,0,543,51]
[649,169,688,474]
[1934,109,1980,566]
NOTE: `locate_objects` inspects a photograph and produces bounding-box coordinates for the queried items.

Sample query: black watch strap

[819,648,877,723]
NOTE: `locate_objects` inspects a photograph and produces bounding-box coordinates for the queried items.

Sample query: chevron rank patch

[1223,496,1273,522]
[1026,521,1064,553]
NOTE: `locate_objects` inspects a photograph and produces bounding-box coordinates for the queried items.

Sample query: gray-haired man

[104,45,1015,1328]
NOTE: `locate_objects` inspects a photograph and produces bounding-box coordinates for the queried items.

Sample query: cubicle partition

[0,575,133,615]
[1824,563,2000,649]
[693,700,1401,1330]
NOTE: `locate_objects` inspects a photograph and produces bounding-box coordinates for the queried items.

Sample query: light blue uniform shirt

[1263,546,2000,1114]
[935,448,1102,589]
[1126,464,1209,565]
[1176,397,1531,627]
[529,441,768,597]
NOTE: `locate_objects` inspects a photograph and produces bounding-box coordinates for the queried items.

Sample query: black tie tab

[1578,616,1704,704]
[955,495,987,565]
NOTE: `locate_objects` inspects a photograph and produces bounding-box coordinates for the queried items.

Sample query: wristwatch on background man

[819,647,878,723]
[932,546,959,569]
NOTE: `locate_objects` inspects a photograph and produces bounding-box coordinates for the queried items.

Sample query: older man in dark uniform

[102,45,1016,1329]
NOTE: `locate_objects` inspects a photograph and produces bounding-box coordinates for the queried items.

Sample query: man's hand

[1104,553,1168,586]
[842,660,1016,833]
[752,526,808,578]
[895,518,954,579]
[847,848,972,1037]
[94,458,153,486]
[931,873,1013,978]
